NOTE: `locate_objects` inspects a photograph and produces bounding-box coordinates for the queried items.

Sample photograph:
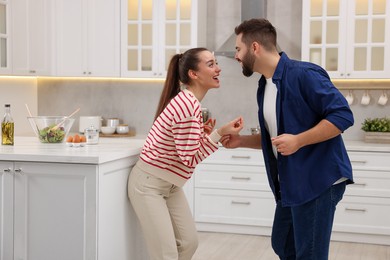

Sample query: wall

[1,0,389,141]
[0,78,37,136]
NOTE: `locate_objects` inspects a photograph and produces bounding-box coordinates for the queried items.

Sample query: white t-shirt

[263,78,278,158]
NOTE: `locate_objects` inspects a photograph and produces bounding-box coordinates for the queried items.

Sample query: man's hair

[234,18,277,52]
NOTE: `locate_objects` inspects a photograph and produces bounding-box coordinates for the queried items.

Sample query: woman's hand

[203,118,216,135]
[218,116,244,136]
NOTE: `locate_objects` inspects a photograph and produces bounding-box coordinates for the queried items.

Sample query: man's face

[235,34,255,77]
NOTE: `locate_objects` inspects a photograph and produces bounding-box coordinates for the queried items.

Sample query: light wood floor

[192,232,390,260]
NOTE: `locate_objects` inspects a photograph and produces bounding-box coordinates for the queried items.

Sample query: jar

[85,125,99,144]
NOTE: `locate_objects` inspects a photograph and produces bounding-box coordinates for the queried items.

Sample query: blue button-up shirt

[257,53,354,207]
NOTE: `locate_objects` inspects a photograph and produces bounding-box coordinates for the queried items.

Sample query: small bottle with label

[2,104,14,145]
[85,125,99,145]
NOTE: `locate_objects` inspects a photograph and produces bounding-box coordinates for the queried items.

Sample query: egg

[80,135,86,143]
[73,134,81,143]
[66,136,73,142]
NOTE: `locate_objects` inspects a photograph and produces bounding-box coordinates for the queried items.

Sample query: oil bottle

[2,104,14,145]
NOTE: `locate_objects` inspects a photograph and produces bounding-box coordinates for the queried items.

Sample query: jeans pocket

[331,181,346,206]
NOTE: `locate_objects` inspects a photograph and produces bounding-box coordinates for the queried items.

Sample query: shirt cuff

[209,129,222,143]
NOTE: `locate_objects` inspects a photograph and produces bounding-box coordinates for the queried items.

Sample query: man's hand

[271,134,300,156]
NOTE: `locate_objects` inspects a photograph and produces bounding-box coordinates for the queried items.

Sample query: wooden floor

[192,232,390,260]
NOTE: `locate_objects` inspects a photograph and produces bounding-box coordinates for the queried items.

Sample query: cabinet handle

[353,183,367,187]
[29,70,36,73]
[231,176,251,181]
[14,168,23,175]
[83,72,87,74]
[3,168,11,173]
[88,72,91,75]
[231,155,251,159]
[351,160,367,164]
[231,200,251,205]
[345,207,366,213]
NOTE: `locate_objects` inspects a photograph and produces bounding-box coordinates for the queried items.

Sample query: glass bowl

[27,116,75,143]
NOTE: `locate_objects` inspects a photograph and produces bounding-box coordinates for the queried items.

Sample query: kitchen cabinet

[0,137,149,260]
[0,161,13,260]
[332,151,390,245]
[193,148,275,236]
[0,0,10,74]
[54,0,120,77]
[11,0,53,76]
[302,0,390,79]
[121,0,198,78]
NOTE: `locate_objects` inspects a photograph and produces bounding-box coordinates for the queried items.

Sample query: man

[220,18,354,260]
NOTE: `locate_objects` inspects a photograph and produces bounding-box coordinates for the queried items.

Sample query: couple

[128,18,354,260]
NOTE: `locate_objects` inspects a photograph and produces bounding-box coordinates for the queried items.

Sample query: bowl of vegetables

[27,116,75,143]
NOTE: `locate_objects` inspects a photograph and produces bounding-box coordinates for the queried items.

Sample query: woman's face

[192,50,222,89]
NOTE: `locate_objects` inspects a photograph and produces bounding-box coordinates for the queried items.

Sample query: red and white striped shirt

[138,89,219,187]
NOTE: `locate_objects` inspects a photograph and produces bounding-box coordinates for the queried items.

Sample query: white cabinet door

[55,0,120,77]
[302,0,390,79]
[121,0,198,78]
[0,161,13,260]
[13,161,97,260]
[0,0,11,74]
[11,0,52,76]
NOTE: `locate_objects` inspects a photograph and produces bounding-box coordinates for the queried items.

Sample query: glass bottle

[2,104,14,145]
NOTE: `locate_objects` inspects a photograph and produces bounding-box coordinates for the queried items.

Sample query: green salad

[38,124,65,143]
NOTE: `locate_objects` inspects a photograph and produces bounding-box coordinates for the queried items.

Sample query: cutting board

[100,130,136,138]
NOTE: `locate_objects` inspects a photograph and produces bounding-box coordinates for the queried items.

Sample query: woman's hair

[234,18,277,52]
[154,47,208,120]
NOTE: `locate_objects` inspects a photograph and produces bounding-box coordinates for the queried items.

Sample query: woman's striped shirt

[138,89,219,187]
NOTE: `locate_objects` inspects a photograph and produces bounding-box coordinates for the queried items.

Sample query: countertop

[0,136,146,164]
[344,140,390,153]
[0,137,388,166]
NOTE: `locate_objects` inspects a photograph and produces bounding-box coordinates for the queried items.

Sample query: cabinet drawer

[194,188,275,227]
[346,169,390,197]
[348,152,390,169]
[334,196,390,236]
[203,148,264,166]
[194,164,269,191]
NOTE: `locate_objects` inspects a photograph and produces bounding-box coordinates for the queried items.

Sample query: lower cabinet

[332,151,390,245]
[0,157,149,260]
[193,148,276,236]
[192,148,390,245]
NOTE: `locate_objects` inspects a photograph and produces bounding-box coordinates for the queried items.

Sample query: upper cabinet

[302,0,390,79]
[0,0,10,74]
[54,0,120,77]
[11,0,53,76]
[121,0,198,78]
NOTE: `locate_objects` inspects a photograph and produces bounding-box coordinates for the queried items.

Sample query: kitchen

[1,0,390,259]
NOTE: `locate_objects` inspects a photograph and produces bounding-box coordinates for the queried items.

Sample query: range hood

[213,0,267,58]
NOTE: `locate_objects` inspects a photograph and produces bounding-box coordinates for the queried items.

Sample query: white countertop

[0,136,146,164]
[344,140,390,153]
[0,137,388,165]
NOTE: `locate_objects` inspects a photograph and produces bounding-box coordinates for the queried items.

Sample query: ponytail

[154,54,181,120]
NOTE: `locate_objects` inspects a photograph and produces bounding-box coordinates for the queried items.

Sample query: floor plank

[193,232,390,260]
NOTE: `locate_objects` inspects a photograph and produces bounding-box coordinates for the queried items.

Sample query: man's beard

[241,51,255,77]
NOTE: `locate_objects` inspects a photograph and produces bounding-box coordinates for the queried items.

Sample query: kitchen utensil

[106,118,120,128]
[27,116,75,143]
[116,124,129,134]
[25,104,40,133]
[361,91,371,106]
[79,116,102,133]
[101,126,116,134]
[378,91,388,106]
[50,108,80,131]
[345,90,354,106]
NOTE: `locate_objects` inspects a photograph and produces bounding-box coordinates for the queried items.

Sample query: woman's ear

[188,69,198,79]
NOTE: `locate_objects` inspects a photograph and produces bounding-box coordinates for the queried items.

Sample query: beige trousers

[128,163,198,260]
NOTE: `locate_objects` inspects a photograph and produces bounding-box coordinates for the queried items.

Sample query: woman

[128,47,243,260]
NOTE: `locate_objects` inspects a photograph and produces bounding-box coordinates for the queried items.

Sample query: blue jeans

[271,181,346,260]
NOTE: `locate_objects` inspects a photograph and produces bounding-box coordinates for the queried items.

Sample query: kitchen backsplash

[1,58,389,141]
